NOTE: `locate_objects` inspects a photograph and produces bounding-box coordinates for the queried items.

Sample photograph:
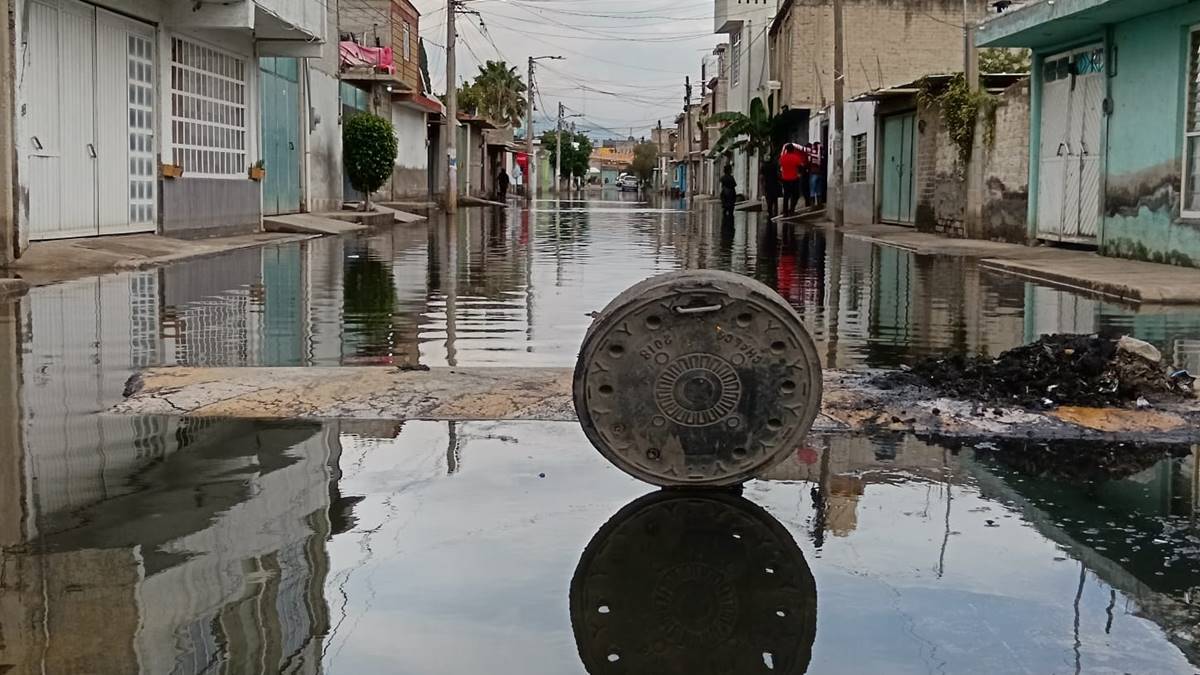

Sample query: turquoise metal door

[880,113,916,224]
[259,57,301,215]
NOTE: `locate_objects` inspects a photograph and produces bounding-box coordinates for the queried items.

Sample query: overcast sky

[412,0,723,139]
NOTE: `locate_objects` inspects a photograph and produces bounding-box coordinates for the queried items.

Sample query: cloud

[412,0,723,136]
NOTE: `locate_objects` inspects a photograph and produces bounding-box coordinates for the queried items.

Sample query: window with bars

[1185,29,1200,216]
[730,30,742,87]
[850,133,868,183]
[170,37,248,179]
[403,23,411,62]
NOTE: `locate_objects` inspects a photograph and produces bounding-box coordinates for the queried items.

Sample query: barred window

[730,30,742,87]
[1185,28,1200,216]
[170,37,248,178]
[850,133,868,183]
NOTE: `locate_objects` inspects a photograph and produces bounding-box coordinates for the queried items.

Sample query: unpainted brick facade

[909,79,1031,241]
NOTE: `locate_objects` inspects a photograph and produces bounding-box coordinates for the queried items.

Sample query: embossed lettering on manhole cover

[574,270,823,487]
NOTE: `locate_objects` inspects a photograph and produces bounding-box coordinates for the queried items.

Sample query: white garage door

[26,0,156,240]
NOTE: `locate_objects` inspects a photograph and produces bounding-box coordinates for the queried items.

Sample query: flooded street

[3,196,1200,673]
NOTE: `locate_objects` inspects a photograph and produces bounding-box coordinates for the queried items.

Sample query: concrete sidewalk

[795,220,1200,305]
[115,366,1200,443]
[6,231,316,287]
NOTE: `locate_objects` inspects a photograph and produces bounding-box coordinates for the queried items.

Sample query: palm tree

[471,60,527,127]
[707,97,776,158]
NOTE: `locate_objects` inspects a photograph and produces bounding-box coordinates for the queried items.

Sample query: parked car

[617,175,640,192]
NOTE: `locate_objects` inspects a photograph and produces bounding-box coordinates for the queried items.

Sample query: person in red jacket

[779,144,807,216]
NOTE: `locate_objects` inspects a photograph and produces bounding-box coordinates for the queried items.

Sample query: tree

[470,60,527,126]
[540,131,594,181]
[630,142,659,183]
[455,82,485,117]
[980,48,1031,74]
[343,112,398,209]
[707,97,777,159]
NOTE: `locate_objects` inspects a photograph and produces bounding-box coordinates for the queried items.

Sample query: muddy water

[3,197,1200,672]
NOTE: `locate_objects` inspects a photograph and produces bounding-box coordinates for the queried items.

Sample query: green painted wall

[1096,5,1200,266]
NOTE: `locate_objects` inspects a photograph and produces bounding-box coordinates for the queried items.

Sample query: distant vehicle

[617,175,640,192]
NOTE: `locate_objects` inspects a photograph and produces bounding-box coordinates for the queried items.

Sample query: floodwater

[2,195,1200,673]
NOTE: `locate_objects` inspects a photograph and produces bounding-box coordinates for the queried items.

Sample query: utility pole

[964,0,982,237]
[555,102,564,194]
[445,0,458,213]
[831,0,845,228]
[685,76,693,206]
[525,56,535,203]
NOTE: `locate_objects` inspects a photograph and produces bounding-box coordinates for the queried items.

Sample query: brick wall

[774,0,989,110]
[978,80,1030,243]
[911,78,1030,241]
[914,98,966,237]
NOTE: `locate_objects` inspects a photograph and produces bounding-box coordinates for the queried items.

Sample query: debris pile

[882,334,1195,409]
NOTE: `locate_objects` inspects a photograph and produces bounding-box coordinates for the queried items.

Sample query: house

[769,0,992,210]
[846,73,1030,237]
[339,0,442,202]
[713,0,774,199]
[11,0,327,246]
[977,0,1200,267]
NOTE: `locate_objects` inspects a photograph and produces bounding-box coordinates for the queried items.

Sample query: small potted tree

[343,111,398,210]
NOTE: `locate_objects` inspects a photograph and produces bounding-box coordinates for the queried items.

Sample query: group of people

[762,142,825,220]
[718,141,826,219]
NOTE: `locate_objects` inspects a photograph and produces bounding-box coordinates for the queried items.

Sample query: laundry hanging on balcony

[338,42,394,74]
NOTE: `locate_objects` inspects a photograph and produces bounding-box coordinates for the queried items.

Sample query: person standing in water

[720,163,738,215]
[760,152,781,220]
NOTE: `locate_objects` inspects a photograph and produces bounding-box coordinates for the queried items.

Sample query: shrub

[343,112,398,199]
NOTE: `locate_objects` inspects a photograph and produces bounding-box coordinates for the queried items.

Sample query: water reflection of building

[1,267,353,673]
[0,418,337,675]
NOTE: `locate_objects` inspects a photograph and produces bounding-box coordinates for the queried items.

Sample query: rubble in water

[879,334,1195,409]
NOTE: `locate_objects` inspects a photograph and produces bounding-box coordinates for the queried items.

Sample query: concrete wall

[772,0,989,110]
[161,177,262,238]
[304,0,343,213]
[1094,5,1200,267]
[388,104,428,199]
[256,0,325,41]
[843,101,876,224]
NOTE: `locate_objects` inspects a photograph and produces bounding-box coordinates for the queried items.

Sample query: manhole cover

[574,270,822,486]
[570,491,817,674]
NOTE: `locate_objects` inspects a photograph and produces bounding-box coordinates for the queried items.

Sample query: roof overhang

[457,113,498,129]
[850,73,1028,102]
[395,92,443,115]
[977,0,1189,49]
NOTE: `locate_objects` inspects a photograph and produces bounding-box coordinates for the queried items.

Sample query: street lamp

[526,55,565,201]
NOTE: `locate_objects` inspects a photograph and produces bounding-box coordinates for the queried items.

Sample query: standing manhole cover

[574,270,822,486]
[570,491,817,674]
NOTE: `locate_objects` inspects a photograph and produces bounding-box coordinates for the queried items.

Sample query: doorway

[26,0,157,240]
[879,112,916,224]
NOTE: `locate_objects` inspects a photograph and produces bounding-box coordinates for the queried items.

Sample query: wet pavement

[3,195,1200,673]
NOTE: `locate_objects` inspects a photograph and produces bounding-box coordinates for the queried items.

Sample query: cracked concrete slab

[115,366,1200,443]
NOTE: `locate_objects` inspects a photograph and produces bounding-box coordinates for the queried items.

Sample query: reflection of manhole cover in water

[655,354,742,427]
[570,491,817,674]
[574,270,823,487]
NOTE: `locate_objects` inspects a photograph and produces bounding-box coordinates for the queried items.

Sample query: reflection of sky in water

[322,423,1196,674]
[3,417,1198,673]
